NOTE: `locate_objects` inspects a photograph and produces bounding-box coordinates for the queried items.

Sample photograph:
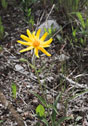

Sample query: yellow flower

[17,29,53,58]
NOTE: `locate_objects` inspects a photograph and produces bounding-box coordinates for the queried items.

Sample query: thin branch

[46,4,55,21]
[59,74,88,89]
[74,74,88,78]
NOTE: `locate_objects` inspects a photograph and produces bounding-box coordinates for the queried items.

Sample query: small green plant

[71,12,88,46]
[17,29,73,126]
[34,92,71,126]
[55,0,80,13]
[11,82,17,99]
[0,120,3,126]
[44,25,56,38]
[76,12,86,29]
[0,120,3,123]
[20,0,38,27]
[0,16,4,40]
[76,12,88,37]
[1,0,8,9]
[72,26,78,43]
[27,8,34,27]
[54,0,88,13]
[36,104,45,117]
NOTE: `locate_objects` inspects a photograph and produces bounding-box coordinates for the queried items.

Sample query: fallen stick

[59,74,88,89]
[0,90,25,126]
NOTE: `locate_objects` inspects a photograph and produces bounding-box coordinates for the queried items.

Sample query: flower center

[33,40,40,47]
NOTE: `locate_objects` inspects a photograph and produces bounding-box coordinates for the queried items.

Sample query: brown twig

[59,74,88,89]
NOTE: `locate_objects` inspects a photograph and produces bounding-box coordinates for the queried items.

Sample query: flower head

[17,29,53,58]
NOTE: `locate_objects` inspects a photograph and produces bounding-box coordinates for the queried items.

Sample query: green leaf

[41,118,49,126]
[11,82,17,99]
[31,92,47,106]
[0,120,3,123]
[48,28,52,34]
[19,58,28,62]
[44,27,47,32]
[51,93,61,125]
[51,109,56,126]
[27,8,31,17]
[36,104,45,117]
[19,58,35,69]
[80,38,84,45]
[57,116,72,124]
[72,26,76,37]
[1,0,8,9]
[54,93,61,107]
[0,16,4,40]
[28,63,35,69]
[37,68,42,73]
[76,12,85,29]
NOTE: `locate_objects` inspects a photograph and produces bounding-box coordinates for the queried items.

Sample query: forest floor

[0,2,88,126]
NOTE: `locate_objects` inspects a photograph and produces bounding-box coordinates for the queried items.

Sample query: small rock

[9,56,16,59]
[26,84,31,88]
[47,94,53,103]
[23,71,29,75]
[55,54,70,62]
[17,108,22,113]
[57,103,63,110]
[30,73,37,80]
[32,99,38,105]
[47,76,54,82]
[38,20,60,37]
[15,64,24,71]
[40,79,45,84]
[4,32,9,38]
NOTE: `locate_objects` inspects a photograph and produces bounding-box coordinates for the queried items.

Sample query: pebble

[55,54,70,62]
[15,64,24,71]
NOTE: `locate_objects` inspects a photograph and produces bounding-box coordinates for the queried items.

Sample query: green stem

[32,54,53,125]
[32,54,45,98]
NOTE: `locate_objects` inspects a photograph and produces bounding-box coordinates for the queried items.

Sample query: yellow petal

[17,40,32,46]
[32,31,36,39]
[32,31,35,35]
[34,48,39,58]
[20,34,32,42]
[27,29,34,40]
[39,47,51,56]
[20,46,34,53]
[43,38,53,46]
[42,45,50,48]
[40,32,48,41]
[36,29,41,39]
